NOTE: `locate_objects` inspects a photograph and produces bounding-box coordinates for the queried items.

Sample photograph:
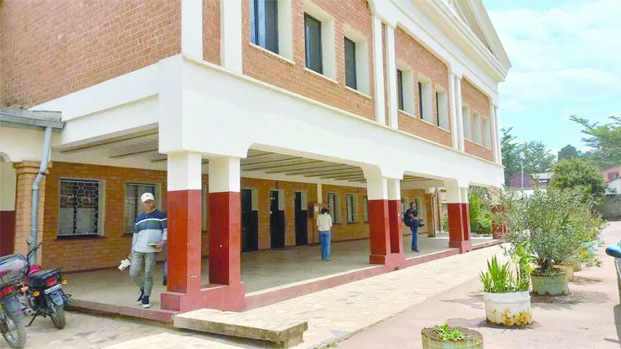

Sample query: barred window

[327,193,338,222]
[58,179,102,236]
[346,194,358,223]
[124,183,156,233]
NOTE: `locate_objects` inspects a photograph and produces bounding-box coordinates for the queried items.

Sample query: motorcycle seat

[29,268,61,288]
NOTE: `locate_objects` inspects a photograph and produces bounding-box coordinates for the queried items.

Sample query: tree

[520,141,555,174]
[570,115,621,169]
[550,159,607,204]
[501,127,521,186]
[557,144,580,161]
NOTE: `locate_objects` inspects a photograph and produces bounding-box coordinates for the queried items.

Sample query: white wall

[0,162,16,211]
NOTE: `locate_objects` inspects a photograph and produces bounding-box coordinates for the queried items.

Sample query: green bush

[469,187,492,234]
[480,247,533,293]
[433,324,467,341]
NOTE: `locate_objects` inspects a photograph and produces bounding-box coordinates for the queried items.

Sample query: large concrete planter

[531,269,569,296]
[483,291,532,326]
[557,264,575,281]
[421,327,483,349]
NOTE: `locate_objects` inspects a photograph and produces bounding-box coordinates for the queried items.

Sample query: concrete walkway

[64,234,492,311]
[339,221,621,349]
[105,239,503,348]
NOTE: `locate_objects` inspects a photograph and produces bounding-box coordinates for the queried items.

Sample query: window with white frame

[303,2,335,79]
[397,66,414,114]
[362,196,368,222]
[327,193,339,222]
[124,183,157,233]
[436,90,449,129]
[462,106,472,140]
[343,25,369,94]
[249,0,293,59]
[58,179,103,236]
[483,117,492,148]
[346,194,358,223]
[473,113,482,145]
[418,79,432,122]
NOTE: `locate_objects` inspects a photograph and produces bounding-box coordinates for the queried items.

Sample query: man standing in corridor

[129,192,167,309]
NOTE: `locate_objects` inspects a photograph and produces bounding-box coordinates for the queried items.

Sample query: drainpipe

[29,126,52,264]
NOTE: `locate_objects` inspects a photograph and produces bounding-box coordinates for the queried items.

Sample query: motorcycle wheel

[2,315,27,349]
[50,306,66,329]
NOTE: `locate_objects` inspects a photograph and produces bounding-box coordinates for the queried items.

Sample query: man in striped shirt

[129,192,167,308]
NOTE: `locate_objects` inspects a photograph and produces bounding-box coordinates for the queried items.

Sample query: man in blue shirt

[129,192,167,308]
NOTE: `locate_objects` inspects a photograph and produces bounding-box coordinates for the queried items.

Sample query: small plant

[480,253,531,293]
[434,324,467,341]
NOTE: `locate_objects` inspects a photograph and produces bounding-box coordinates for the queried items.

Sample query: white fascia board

[168,56,503,188]
[33,64,159,121]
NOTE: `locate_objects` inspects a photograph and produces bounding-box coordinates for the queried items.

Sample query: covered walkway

[64,234,494,319]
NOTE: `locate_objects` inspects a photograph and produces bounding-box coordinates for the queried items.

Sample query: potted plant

[421,324,483,349]
[494,188,593,296]
[480,243,533,326]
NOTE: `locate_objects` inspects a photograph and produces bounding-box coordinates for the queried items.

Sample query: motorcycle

[605,243,621,304]
[0,254,29,348]
[19,243,71,329]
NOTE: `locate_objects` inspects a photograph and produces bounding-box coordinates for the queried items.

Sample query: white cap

[141,192,155,202]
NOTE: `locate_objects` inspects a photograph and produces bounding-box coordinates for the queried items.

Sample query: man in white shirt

[316,207,333,261]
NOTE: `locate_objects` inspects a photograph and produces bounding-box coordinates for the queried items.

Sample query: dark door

[270,190,285,248]
[294,192,308,246]
[241,189,258,252]
[0,211,15,256]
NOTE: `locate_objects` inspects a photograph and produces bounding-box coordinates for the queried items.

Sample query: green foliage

[480,254,531,293]
[520,141,555,174]
[570,115,621,169]
[468,187,492,234]
[433,324,467,341]
[502,127,521,186]
[493,187,596,273]
[550,159,608,204]
[501,127,555,186]
[557,144,581,161]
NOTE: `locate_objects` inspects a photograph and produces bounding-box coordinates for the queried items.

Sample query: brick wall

[0,0,181,108]
[40,162,426,272]
[241,0,375,120]
[461,78,493,161]
[203,0,221,64]
[395,27,452,147]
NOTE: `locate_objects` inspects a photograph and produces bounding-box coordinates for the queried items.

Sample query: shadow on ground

[532,290,609,309]
[440,291,485,310]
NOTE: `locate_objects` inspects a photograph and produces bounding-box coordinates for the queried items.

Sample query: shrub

[469,187,492,234]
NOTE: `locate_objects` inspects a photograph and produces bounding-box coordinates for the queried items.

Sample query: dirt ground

[338,221,621,349]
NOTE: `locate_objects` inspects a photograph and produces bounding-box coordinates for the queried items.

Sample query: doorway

[270,190,285,248]
[241,189,258,252]
[294,192,308,246]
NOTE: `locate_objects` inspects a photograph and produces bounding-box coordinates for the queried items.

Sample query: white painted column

[385,25,398,129]
[454,75,465,152]
[167,151,202,191]
[490,104,502,165]
[317,183,323,204]
[208,157,241,193]
[221,0,243,73]
[366,176,388,200]
[181,0,204,60]
[371,15,386,125]
[387,178,401,201]
[448,73,459,150]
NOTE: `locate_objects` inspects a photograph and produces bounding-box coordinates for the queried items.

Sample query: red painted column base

[161,283,245,312]
[368,200,405,269]
[447,203,473,253]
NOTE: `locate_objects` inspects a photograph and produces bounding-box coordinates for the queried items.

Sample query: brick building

[0,0,510,312]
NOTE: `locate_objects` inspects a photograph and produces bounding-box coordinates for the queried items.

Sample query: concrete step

[174,309,308,348]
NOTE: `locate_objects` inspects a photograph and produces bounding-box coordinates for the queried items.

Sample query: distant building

[508,172,552,190]
[603,165,621,183]
[601,165,621,220]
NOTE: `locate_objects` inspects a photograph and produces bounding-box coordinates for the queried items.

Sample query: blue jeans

[409,224,419,251]
[319,231,331,260]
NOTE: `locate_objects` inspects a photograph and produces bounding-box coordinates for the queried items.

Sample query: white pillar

[490,104,502,165]
[366,176,388,200]
[452,74,465,152]
[317,183,323,204]
[221,0,243,73]
[372,15,386,125]
[181,0,203,60]
[448,73,459,150]
[385,25,398,129]
[167,151,202,191]
[387,178,401,201]
[208,157,241,193]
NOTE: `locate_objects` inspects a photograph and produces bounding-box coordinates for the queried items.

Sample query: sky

[483,0,621,155]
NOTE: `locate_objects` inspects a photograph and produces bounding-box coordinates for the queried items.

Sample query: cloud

[488,0,621,112]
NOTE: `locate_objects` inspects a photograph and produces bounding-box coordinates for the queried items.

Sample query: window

[418,79,432,122]
[362,196,368,222]
[462,106,472,140]
[124,183,156,233]
[58,179,102,236]
[345,38,357,89]
[304,13,323,74]
[397,69,404,110]
[483,117,491,148]
[327,193,338,222]
[346,194,358,223]
[473,113,482,144]
[250,0,279,54]
[436,90,449,129]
